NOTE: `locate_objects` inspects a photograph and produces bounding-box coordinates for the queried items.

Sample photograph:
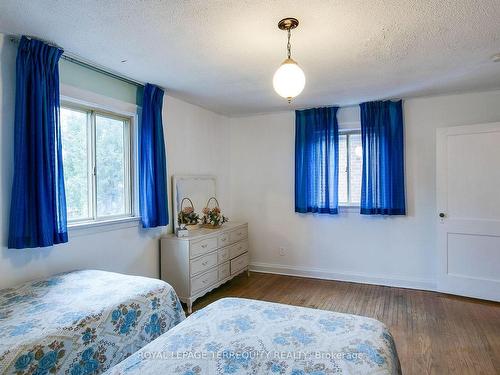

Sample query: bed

[0,270,185,375]
[105,297,401,375]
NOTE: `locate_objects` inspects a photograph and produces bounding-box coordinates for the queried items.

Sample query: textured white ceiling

[1,0,499,116]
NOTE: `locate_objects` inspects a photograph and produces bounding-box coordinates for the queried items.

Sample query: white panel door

[436,122,500,301]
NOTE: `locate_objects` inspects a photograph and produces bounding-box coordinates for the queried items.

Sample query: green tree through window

[60,105,132,223]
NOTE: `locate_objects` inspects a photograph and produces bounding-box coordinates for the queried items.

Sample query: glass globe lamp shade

[273,58,305,101]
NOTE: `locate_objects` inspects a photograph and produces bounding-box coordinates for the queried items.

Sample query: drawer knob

[202,261,208,266]
[201,244,207,248]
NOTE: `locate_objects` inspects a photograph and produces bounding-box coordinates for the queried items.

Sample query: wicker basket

[178,197,199,230]
[201,197,225,229]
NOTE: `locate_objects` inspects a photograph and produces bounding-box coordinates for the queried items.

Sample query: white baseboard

[250,262,436,292]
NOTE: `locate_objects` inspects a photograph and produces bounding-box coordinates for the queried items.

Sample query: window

[60,105,133,224]
[338,130,363,206]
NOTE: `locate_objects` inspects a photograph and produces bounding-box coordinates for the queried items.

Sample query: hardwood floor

[191,272,500,375]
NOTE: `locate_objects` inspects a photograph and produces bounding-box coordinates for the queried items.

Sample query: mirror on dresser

[162,175,249,313]
[172,175,217,231]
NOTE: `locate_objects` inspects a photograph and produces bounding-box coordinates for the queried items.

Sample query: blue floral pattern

[105,298,401,375]
[218,315,255,333]
[317,316,354,334]
[261,306,293,321]
[110,303,142,335]
[144,313,167,340]
[273,327,315,346]
[0,270,185,375]
[12,340,66,375]
[166,330,206,352]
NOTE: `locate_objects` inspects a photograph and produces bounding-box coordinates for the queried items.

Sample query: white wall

[2,30,500,292]
[229,90,500,289]
[0,34,231,288]
[163,95,232,233]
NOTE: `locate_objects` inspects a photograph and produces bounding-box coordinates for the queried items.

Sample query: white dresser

[160,222,249,313]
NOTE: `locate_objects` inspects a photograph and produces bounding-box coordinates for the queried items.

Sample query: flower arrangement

[177,198,199,228]
[201,197,228,228]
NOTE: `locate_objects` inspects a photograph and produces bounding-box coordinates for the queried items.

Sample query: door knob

[439,213,446,218]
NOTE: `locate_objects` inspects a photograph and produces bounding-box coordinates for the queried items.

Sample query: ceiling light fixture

[273,17,305,103]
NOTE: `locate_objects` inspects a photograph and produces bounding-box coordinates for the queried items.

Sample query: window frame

[60,97,138,227]
[339,129,362,208]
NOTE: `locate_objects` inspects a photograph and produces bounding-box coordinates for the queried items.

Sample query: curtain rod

[9,35,145,88]
[60,54,144,88]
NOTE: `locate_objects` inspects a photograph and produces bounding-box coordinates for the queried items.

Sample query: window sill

[339,205,360,213]
[68,216,141,236]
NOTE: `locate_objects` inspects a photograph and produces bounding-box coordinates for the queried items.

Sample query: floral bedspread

[0,270,185,375]
[105,297,401,375]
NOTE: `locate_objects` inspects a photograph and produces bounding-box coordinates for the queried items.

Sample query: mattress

[0,270,185,375]
[105,297,401,375]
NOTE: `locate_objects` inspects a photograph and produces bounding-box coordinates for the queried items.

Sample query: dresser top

[162,222,247,241]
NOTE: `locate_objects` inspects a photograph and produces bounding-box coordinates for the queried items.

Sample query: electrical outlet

[279,247,286,256]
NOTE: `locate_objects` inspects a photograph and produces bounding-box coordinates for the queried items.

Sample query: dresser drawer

[230,253,249,275]
[191,268,218,294]
[218,232,230,248]
[229,227,248,244]
[190,237,218,258]
[218,262,230,281]
[229,240,248,259]
[191,252,218,276]
[218,247,230,264]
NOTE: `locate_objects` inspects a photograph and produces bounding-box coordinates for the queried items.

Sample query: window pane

[96,115,128,217]
[349,133,363,204]
[338,134,348,204]
[60,107,89,220]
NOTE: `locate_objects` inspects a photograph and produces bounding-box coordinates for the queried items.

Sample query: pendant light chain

[287,28,292,59]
